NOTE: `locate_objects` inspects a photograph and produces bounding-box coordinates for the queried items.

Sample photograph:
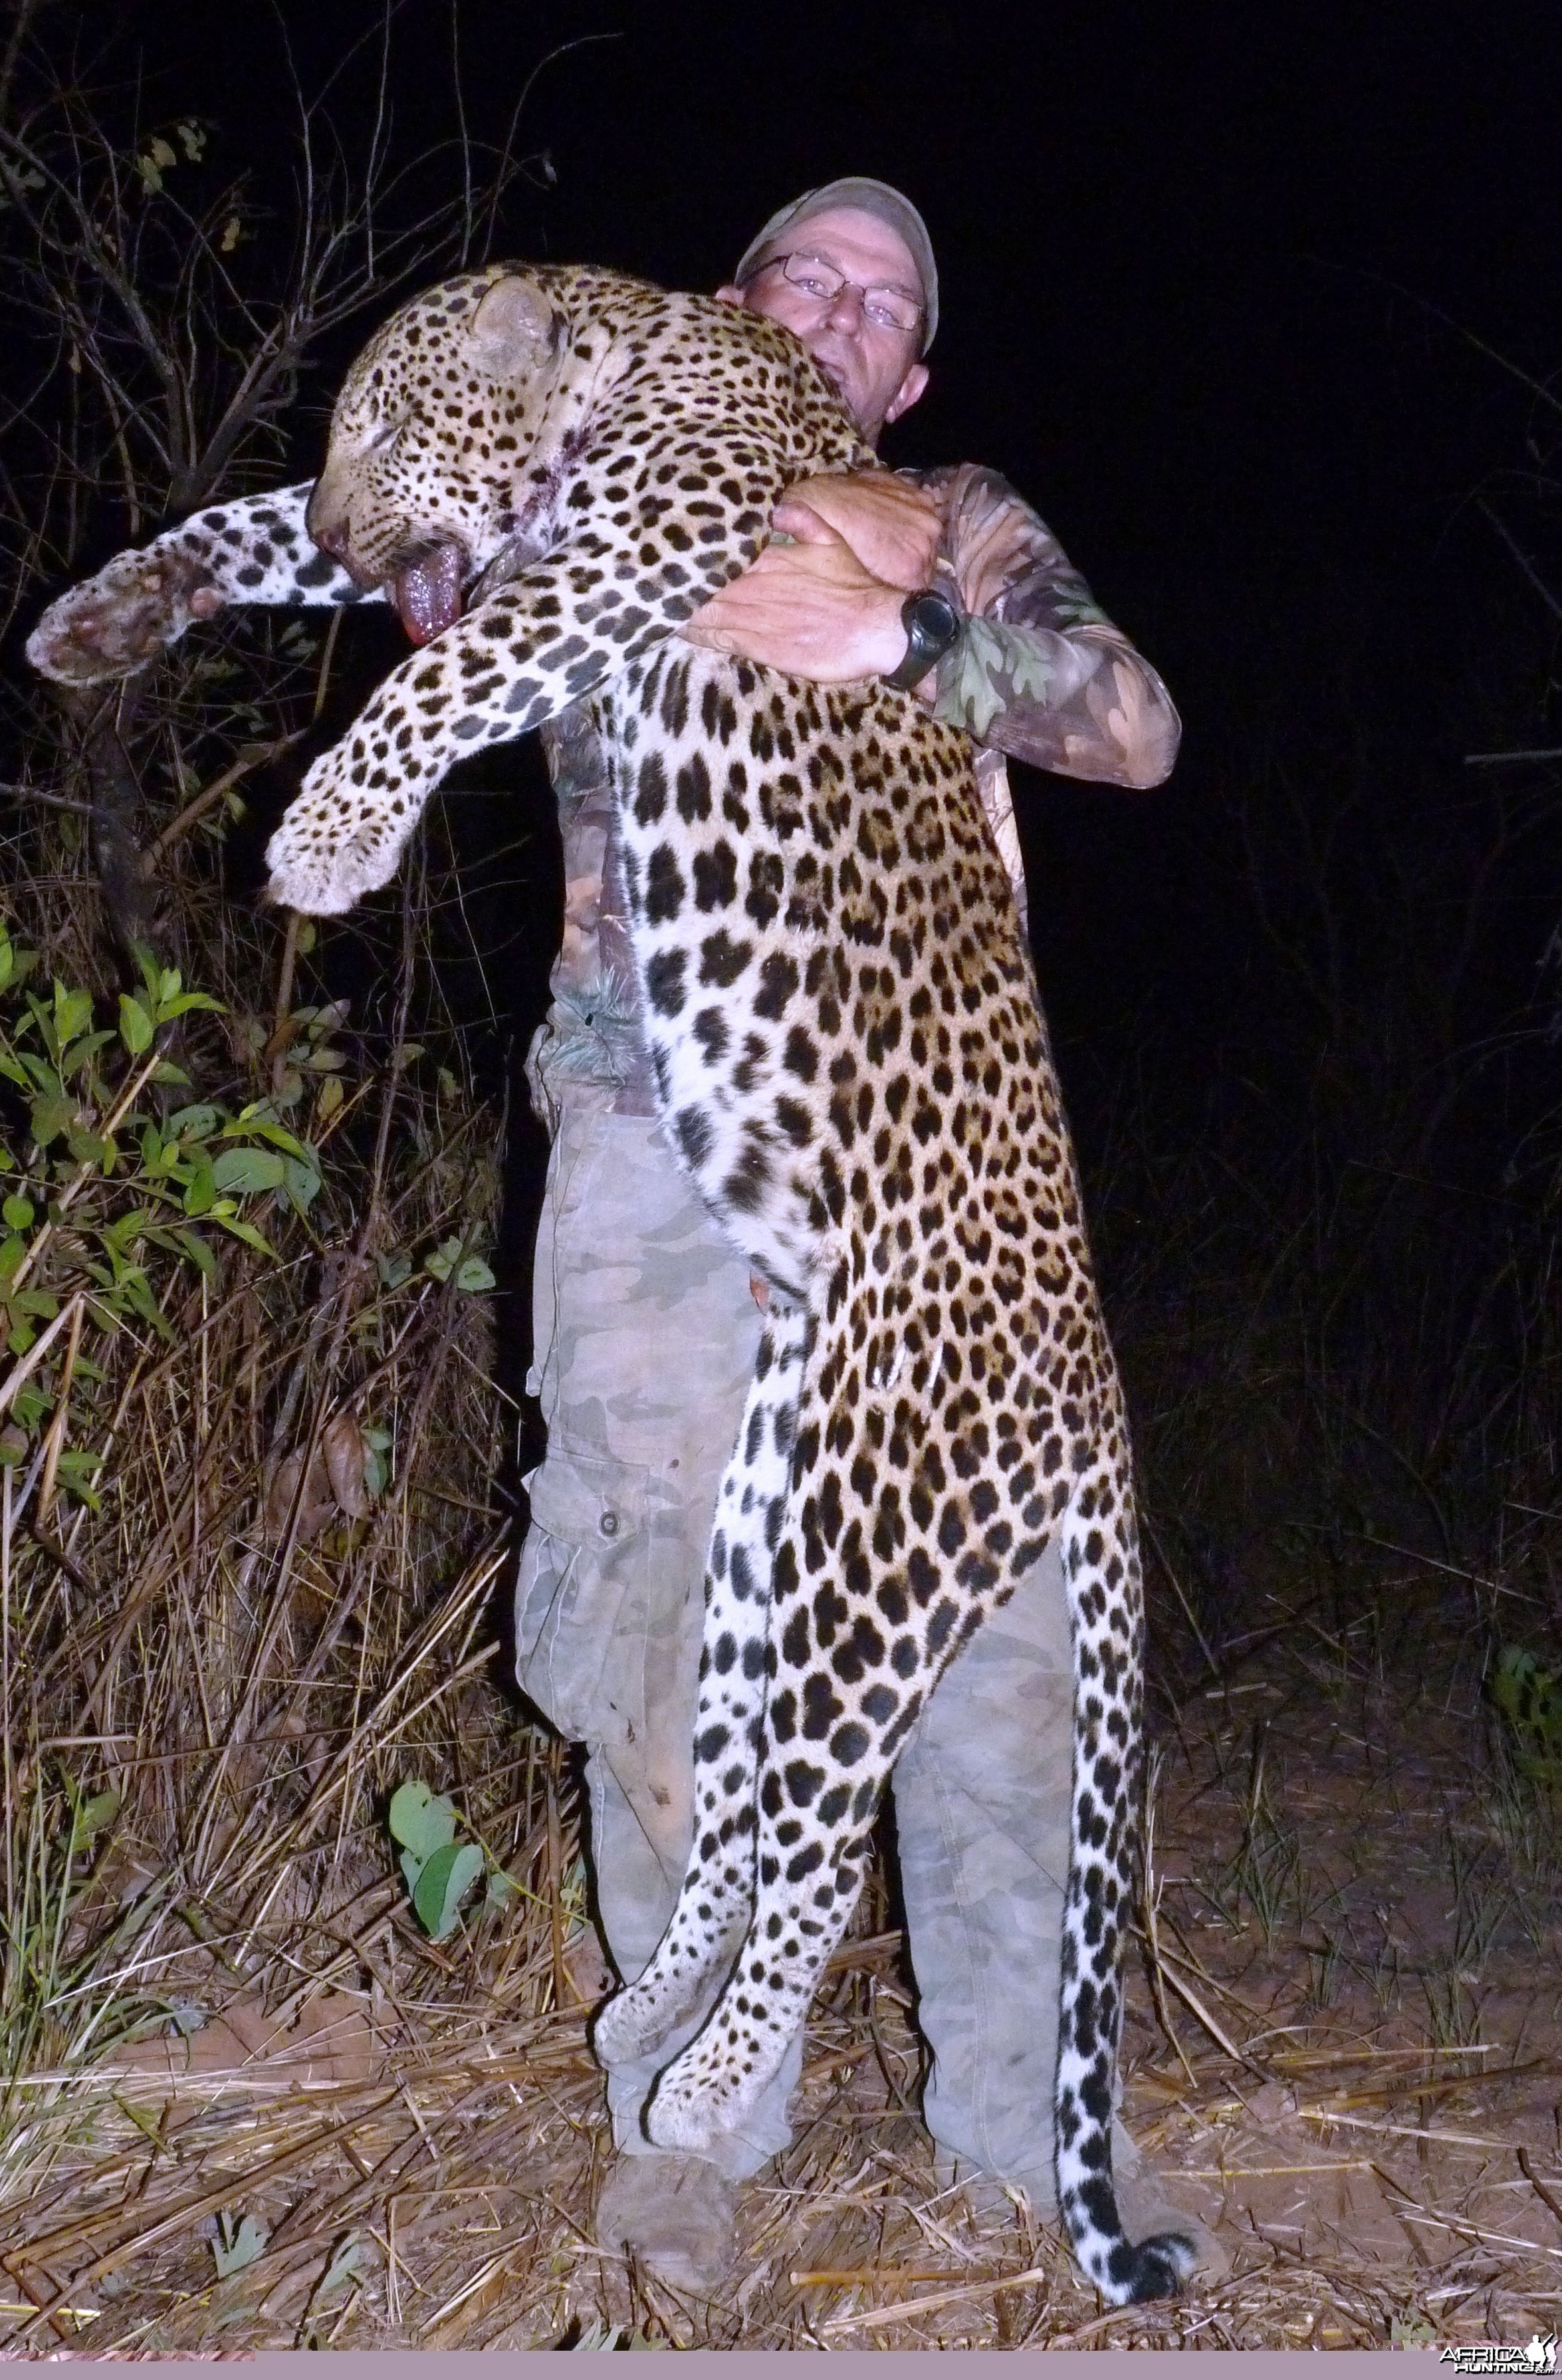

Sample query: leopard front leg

[27,485,363,687]
[265,544,721,915]
[592,1303,804,2072]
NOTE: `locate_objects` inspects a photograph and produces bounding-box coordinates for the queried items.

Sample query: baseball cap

[732,177,938,352]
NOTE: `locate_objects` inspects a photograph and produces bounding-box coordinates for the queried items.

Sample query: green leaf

[118,993,155,1055]
[64,1127,116,1170]
[454,1256,495,1294]
[3,1195,33,1231]
[376,1252,413,1290]
[167,1102,221,1139]
[53,983,93,1048]
[55,1448,106,1508]
[133,942,163,1003]
[173,1227,217,1280]
[60,1028,116,1078]
[224,1112,306,1157]
[316,2238,363,2299]
[211,2211,269,2280]
[181,1151,216,1215]
[388,1778,457,1864]
[206,1209,275,1256]
[157,990,223,1022]
[69,1788,120,1856]
[29,1092,72,1147]
[413,1841,485,1941]
[211,1146,286,1196]
[484,1867,515,1914]
[282,1152,321,1215]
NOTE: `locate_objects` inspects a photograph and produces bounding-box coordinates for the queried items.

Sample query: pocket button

[599,1510,620,1538]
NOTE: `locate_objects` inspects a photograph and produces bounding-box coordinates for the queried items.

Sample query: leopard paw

[592,1978,683,2070]
[27,550,221,687]
[263,753,408,916]
[643,2061,723,2154]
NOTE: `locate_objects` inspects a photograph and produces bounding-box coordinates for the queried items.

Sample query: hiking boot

[595,2149,738,2294]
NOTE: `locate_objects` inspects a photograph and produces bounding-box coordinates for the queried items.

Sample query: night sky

[113,0,1562,1075]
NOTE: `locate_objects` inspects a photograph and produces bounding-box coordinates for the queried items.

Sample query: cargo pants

[514,1087,1078,2205]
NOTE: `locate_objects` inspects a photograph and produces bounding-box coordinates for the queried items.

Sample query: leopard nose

[311,512,350,558]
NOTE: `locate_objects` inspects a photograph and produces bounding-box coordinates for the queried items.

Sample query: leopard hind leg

[1054,1467,1196,2304]
[645,1289,940,2154]
[643,1724,880,2153]
[592,1302,805,2072]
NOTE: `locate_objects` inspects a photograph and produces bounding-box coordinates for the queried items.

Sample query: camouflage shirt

[526,463,1180,1124]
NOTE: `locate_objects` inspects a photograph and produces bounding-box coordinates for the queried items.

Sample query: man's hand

[681,473,942,685]
[776,471,941,590]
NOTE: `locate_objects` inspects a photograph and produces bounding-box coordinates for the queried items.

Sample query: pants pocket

[514,1448,650,1744]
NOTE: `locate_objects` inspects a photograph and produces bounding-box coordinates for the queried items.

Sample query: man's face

[717,205,929,446]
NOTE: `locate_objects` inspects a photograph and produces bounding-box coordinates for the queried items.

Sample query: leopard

[29,261,1194,2304]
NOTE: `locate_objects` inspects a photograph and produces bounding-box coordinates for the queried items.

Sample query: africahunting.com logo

[1438,2337,1557,2374]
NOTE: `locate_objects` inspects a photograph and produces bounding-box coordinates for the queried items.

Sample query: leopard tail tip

[1105,2226,1198,2305]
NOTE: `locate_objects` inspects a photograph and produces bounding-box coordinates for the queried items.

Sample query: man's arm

[919,462,1180,790]
[681,463,1180,789]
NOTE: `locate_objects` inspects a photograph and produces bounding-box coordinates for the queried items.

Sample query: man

[513,179,1201,2290]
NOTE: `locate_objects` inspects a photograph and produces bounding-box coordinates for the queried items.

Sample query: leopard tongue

[390,544,464,644]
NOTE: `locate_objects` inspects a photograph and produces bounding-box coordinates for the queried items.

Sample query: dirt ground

[3,1576,1560,2353]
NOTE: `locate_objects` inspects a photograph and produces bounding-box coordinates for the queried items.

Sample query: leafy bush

[0,923,318,1508]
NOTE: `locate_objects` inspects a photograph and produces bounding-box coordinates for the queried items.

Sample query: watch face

[915,594,959,641]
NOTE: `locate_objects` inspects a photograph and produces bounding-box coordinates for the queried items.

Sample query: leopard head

[306,267,571,643]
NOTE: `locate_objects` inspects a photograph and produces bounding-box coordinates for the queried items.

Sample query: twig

[143,733,303,873]
[1142,1512,1218,1677]
[1297,2105,1549,2153]
[0,1292,85,1421]
[1521,2149,1562,2240]
[820,2262,1063,2334]
[1464,747,1562,767]
[1128,1926,1268,2076]
[1140,1748,1198,2086]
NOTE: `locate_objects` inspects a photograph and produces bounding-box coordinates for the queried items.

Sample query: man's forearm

[931,614,1180,789]
[922,463,1181,789]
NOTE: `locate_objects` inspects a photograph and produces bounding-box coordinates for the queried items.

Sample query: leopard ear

[468,274,560,378]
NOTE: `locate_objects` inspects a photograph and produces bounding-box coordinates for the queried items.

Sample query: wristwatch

[883,588,962,692]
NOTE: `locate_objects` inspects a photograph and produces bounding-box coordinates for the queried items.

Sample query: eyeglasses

[748,251,924,336]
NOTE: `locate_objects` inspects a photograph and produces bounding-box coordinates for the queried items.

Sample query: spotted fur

[28,262,1191,2304]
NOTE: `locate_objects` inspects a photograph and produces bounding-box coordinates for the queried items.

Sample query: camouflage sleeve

[917,464,1180,789]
